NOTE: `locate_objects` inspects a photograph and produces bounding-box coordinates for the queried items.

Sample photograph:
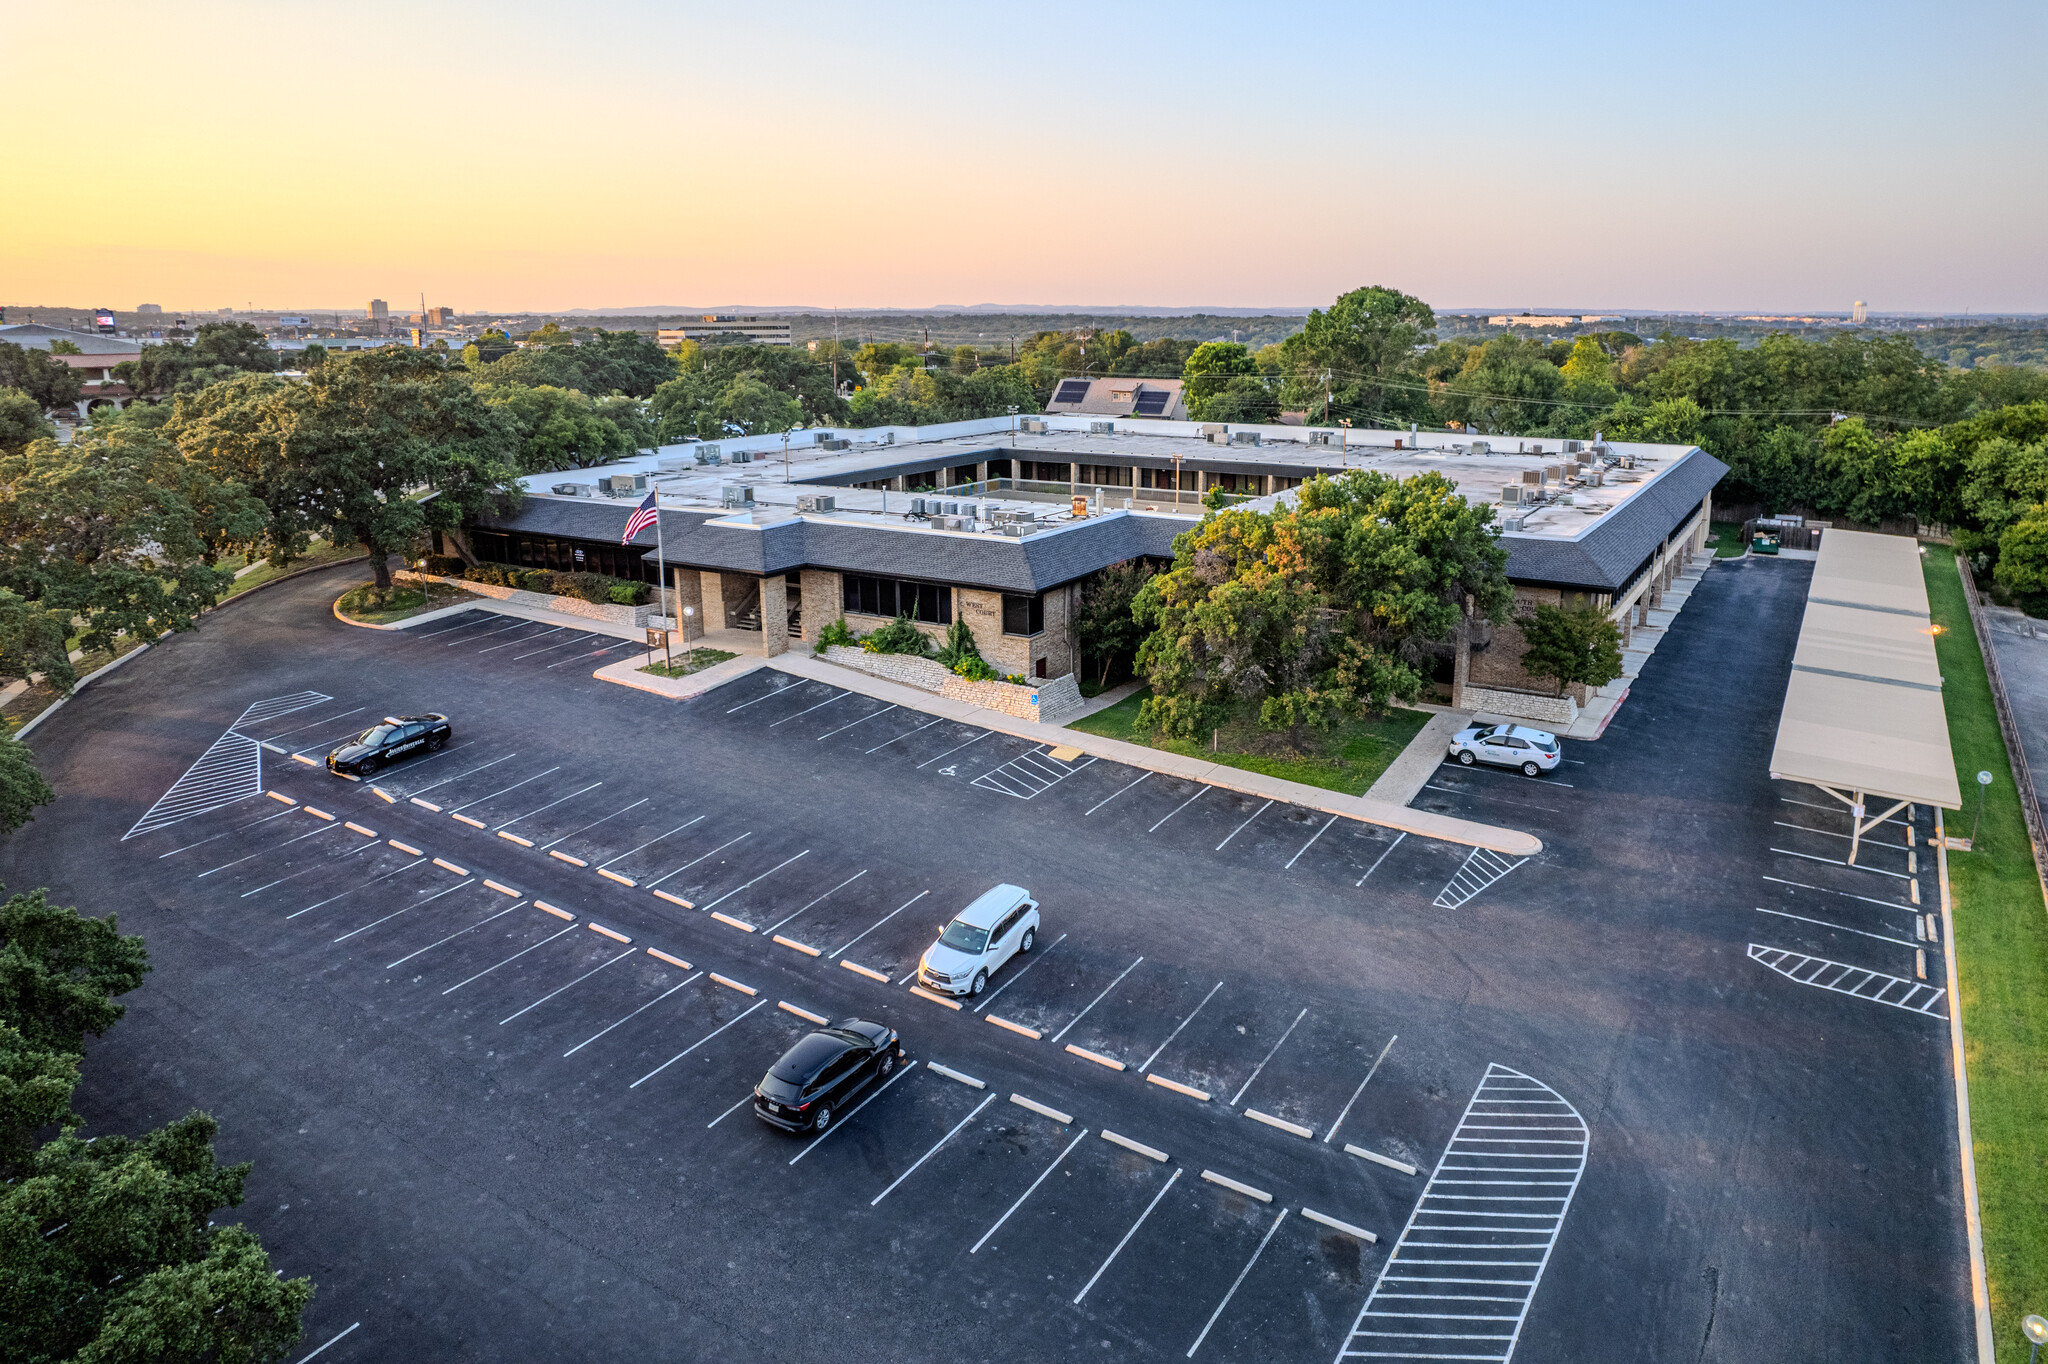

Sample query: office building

[656,315,792,347]
[366,299,389,320]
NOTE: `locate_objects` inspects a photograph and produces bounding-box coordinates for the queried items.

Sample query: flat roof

[1768,530,1961,809]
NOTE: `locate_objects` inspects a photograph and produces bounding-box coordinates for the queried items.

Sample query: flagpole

[653,482,671,667]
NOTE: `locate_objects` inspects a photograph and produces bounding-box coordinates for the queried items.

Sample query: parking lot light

[2025,1313,2048,1364]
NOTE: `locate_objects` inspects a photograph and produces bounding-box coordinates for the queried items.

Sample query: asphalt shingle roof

[1497,448,1728,591]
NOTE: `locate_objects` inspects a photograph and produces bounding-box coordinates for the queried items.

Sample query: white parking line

[1140,980,1224,1072]
[564,972,703,1056]
[1284,814,1338,869]
[1356,831,1407,886]
[1324,1033,1397,1145]
[865,717,942,754]
[726,679,804,712]
[398,751,517,799]
[447,766,561,814]
[1185,1207,1290,1359]
[1773,819,1909,852]
[1085,771,1151,815]
[494,781,604,832]
[287,858,429,919]
[1760,874,1914,913]
[331,878,476,942]
[787,1060,920,1164]
[706,1090,756,1129]
[238,833,374,896]
[970,1127,1091,1253]
[293,1320,362,1363]
[914,730,991,769]
[597,816,703,869]
[1215,799,1271,851]
[385,902,524,969]
[258,707,366,743]
[1229,1007,1307,1107]
[1754,906,1921,948]
[1149,787,1206,833]
[762,869,868,936]
[645,832,752,889]
[770,692,847,726]
[441,923,579,995]
[540,798,649,851]
[1782,795,1910,828]
[546,644,618,668]
[815,704,896,740]
[870,1092,996,1205]
[480,626,562,653]
[512,631,597,660]
[830,889,927,958]
[698,850,810,913]
[198,820,338,877]
[973,932,1064,1013]
[1074,1165,1183,1303]
[629,999,769,1088]
[1770,846,1911,880]
[499,946,638,1024]
[1049,955,1145,1045]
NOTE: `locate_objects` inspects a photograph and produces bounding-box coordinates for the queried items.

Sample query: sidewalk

[760,653,1540,856]
[1363,711,1466,806]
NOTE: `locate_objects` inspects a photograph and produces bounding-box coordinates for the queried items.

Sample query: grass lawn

[221,540,366,599]
[334,580,469,625]
[640,649,738,679]
[1708,524,1749,557]
[1068,687,1432,797]
[1925,550,2048,1360]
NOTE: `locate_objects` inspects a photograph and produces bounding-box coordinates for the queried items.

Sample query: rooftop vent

[1020,418,1048,434]
[721,484,753,509]
[1229,431,1260,446]
[693,445,722,465]
[1307,430,1339,446]
[1470,440,1491,456]
[729,449,752,463]
[551,482,594,497]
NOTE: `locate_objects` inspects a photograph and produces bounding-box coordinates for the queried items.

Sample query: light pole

[2026,1313,2048,1364]
[1972,769,1994,845]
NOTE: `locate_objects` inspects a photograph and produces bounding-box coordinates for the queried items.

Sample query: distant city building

[136,303,162,315]
[1852,300,1868,324]
[366,298,389,320]
[0,323,143,417]
[426,306,455,326]
[657,315,792,347]
[1486,314,1622,328]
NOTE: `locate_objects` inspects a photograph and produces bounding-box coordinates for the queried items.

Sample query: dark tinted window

[360,725,397,746]
[842,575,951,624]
[1001,594,1044,637]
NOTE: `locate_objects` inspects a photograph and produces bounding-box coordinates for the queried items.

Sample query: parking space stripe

[1083,770,1152,816]
[830,889,926,958]
[631,1000,769,1088]
[480,625,562,653]
[512,631,598,660]
[706,1090,756,1129]
[540,797,649,850]
[1229,1007,1307,1107]
[495,781,604,832]
[1325,1033,1398,1145]
[400,752,518,799]
[973,932,1064,1012]
[761,869,867,936]
[563,973,703,1056]
[699,850,810,913]
[1754,906,1921,948]
[1185,1207,1289,1358]
[332,878,477,942]
[971,1127,1090,1253]
[383,902,524,969]
[871,1093,996,1206]
[292,1320,363,1363]
[288,858,427,919]
[499,947,638,1024]
[1760,875,1914,913]
[865,717,941,753]
[726,680,804,712]
[814,703,895,740]
[447,766,561,814]
[1074,1166,1183,1303]
[1769,846,1911,880]
[1149,787,1206,833]
[1357,831,1408,887]
[598,816,704,869]
[770,692,849,726]
[645,832,752,889]
[787,1060,919,1164]
[1214,799,1271,851]
[1284,814,1338,869]
[1772,819,1910,853]
[1050,955,1144,1045]
[1139,979,1223,1072]
[442,924,579,995]
[914,730,991,769]
[256,706,365,742]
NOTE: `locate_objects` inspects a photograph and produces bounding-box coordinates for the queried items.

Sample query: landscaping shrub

[951,655,1002,682]
[557,571,613,604]
[607,580,650,606]
[422,554,467,576]
[816,616,858,653]
[463,563,515,587]
[861,615,933,656]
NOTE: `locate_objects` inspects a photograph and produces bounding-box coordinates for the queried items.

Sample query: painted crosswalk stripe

[125,691,332,838]
[1433,846,1528,909]
[1746,942,1948,1017]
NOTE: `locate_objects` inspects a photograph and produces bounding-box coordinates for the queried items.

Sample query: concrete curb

[207,554,372,615]
[1362,711,1467,806]
[767,653,1541,856]
[1935,809,1996,1364]
[331,596,480,632]
[593,653,768,701]
[15,642,153,743]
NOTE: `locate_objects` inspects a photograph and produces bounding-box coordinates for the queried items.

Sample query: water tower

[1852,300,1868,324]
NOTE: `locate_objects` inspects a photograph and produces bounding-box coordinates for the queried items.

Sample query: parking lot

[6,561,1974,1363]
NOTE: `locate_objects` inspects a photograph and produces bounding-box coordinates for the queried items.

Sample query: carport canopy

[1768,529,1962,863]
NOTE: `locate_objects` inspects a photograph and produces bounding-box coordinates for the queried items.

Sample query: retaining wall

[397,571,651,629]
[819,645,1082,723]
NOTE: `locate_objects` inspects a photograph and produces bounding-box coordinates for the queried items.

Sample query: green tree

[478,383,634,471]
[0,731,55,834]
[1515,602,1624,696]
[1274,285,1436,424]
[1442,337,1567,434]
[1075,559,1153,688]
[0,344,82,411]
[1993,509,2048,605]
[0,1019,77,1177]
[1108,337,1198,379]
[113,324,277,399]
[1960,437,2048,541]
[71,1224,313,1364]
[1180,343,1261,420]
[0,390,53,456]
[0,889,149,1055]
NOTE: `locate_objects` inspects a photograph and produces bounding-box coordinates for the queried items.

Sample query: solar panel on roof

[1053,380,1091,404]
[1132,390,1170,415]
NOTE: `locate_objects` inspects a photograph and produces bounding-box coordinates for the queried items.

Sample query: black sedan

[753,1019,902,1133]
[326,714,451,777]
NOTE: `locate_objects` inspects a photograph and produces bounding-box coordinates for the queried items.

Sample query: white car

[1448,723,1562,777]
[917,884,1040,998]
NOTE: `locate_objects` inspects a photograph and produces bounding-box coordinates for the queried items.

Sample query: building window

[1001,593,1044,637]
[1139,468,1196,491]
[842,574,952,624]
[1076,463,1132,487]
[1022,461,1070,483]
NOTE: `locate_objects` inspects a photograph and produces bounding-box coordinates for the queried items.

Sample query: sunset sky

[5,1,2043,315]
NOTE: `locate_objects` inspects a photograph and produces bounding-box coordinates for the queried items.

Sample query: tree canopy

[111,324,277,399]
[0,345,82,410]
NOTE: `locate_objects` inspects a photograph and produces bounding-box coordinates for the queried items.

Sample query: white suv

[917,884,1040,997]
[1448,723,1562,777]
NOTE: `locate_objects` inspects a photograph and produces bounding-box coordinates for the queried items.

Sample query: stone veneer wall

[397,572,649,628]
[1460,684,1578,726]
[819,645,1082,723]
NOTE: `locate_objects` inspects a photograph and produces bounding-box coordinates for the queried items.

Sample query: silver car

[1448,723,1562,777]
[917,884,1040,997]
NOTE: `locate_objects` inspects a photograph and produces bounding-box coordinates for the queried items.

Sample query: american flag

[622,488,659,543]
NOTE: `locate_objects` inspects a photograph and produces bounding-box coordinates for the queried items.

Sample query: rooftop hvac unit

[1307,429,1339,446]
[820,437,851,451]
[1501,485,1525,506]
[1521,470,1543,486]
[1563,440,1584,454]
[1502,513,1526,532]
[1021,418,1048,434]
[720,484,753,509]
[729,450,752,463]
[1544,464,1564,483]
[1207,430,1231,444]
[1470,440,1491,456]
[882,432,896,445]
[1199,424,1227,437]
[1229,431,1261,446]
[1529,443,1545,455]
[795,493,836,513]
[813,431,834,446]
[601,473,648,495]
[693,444,722,463]
[657,457,690,473]
[1089,421,1115,435]
[1000,522,1032,537]
[551,483,595,497]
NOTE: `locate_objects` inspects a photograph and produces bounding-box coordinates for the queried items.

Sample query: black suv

[753,1020,902,1133]
[327,715,451,777]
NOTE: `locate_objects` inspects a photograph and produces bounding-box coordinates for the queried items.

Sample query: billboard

[94,309,116,332]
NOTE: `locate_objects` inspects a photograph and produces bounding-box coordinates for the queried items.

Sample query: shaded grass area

[640,649,738,679]
[1925,550,2048,1360]
[335,581,469,625]
[221,540,365,598]
[1,637,150,733]
[1068,686,1431,797]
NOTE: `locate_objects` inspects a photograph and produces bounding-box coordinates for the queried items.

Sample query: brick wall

[819,646,1082,723]
[1462,684,1578,727]
[800,570,840,643]
[396,571,647,629]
